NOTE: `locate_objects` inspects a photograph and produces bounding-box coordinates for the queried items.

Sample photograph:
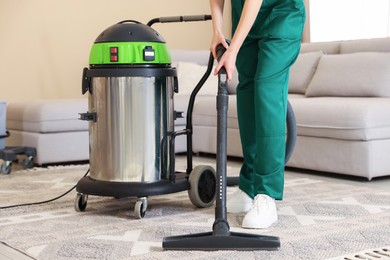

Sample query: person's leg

[241,0,306,228]
[236,37,302,200]
[250,0,306,200]
[241,36,302,229]
[235,39,259,199]
[255,38,298,198]
[229,0,259,210]
[229,0,305,218]
[226,39,258,213]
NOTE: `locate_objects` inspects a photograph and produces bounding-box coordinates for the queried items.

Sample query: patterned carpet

[0,155,389,260]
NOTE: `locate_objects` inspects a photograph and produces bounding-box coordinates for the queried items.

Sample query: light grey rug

[0,156,389,260]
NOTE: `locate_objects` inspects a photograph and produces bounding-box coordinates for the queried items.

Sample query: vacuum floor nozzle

[163,231,280,251]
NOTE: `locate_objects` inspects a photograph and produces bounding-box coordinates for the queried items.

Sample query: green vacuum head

[89,20,171,66]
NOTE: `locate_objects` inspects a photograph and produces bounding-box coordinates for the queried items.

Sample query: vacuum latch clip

[174,111,184,120]
[79,112,97,122]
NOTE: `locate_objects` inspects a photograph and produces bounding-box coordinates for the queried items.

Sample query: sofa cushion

[289,51,324,94]
[305,52,390,97]
[300,41,340,54]
[192,94,308,130]
[7,129,89,165]
[171,49,210,66]
[340,37,390,53]
[193,95,390,142]
[6,99,88,133]
[289,97,390,141]
[176,62,219,96]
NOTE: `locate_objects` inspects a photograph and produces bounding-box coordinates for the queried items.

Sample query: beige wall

[0,0,231,102]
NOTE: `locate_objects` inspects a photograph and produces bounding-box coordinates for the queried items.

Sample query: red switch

[110,55,118,62]
[110,47,118,54]
[110,47,118,62]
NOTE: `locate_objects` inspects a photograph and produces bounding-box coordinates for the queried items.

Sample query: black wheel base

[76,176,189,198]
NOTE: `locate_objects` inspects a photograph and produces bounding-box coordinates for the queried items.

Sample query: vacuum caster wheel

[134,197,148,219]
[1,161,12,175]
[188,165,217,208]
[22,156,34,169]
[75,193,88,212]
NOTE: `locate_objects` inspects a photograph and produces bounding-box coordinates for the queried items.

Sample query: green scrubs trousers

[231,0,306,200]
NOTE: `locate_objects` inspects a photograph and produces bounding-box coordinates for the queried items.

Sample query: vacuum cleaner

[75,15,296,251]
[75,15,219,219]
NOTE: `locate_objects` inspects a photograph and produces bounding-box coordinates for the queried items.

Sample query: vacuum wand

[147,15,212,26]
[214,44,229,228]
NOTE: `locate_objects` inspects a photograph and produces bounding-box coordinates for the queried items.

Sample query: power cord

[0,168,89,209]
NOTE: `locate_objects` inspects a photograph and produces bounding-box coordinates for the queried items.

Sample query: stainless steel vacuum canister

[81,20,177,183]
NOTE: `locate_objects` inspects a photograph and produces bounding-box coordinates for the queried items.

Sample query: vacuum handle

[81,67,91,95]
[216,44,227,75]
[216,44,226,61]
[147,15,212,26]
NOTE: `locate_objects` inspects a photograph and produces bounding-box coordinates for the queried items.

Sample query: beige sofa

[6,99,89,165]
[5,37,390,180]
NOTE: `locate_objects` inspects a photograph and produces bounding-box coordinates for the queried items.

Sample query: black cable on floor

[0,169,89,209]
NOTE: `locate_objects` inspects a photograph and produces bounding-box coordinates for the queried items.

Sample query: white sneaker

[227,189,253,213]
[242,194,278,229]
